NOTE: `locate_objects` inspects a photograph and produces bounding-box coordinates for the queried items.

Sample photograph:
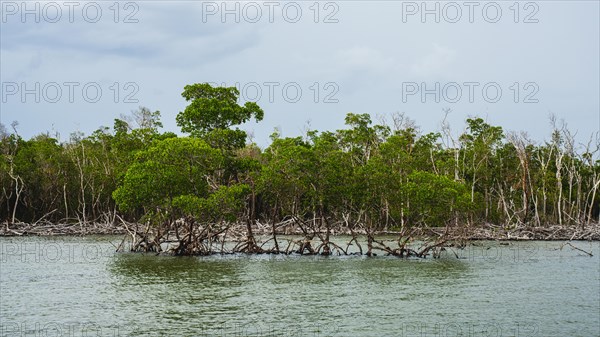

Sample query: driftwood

[561,242,594,256]
[461,223,600,241]
[3,220,598,242]
[2,218,599,259]
[0,221,125,236]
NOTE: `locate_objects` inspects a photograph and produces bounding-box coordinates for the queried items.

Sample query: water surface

[1,237,598,336]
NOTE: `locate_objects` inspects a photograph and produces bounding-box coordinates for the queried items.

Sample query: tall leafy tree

[176,83,264,150]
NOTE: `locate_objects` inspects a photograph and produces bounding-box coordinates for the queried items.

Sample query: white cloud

[410,43,457,78]
[337,46,396,73]
[0,1,598,144]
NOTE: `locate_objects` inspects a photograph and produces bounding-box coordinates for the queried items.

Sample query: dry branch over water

[3,220,599,241]
[0,221,125,236]
[461,223,600,241]
[107,220,600,257]
[2,219,598,258]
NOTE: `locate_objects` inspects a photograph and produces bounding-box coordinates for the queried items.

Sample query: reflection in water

[109,253,241,284]
[351,257,470,285]
[108,254,247,336]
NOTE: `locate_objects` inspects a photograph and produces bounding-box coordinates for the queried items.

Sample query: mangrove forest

[1,83,599,256]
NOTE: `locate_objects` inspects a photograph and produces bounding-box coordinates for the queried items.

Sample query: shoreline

[1,222,599,241]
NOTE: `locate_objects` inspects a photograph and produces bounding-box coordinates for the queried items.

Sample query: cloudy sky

[1,1,598,147]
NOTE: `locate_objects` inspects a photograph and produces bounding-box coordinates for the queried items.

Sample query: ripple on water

[0,238,598,337]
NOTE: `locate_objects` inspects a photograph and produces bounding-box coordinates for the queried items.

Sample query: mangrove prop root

[3,219,599,258]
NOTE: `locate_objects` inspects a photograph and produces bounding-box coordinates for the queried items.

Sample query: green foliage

[112,137,223,214]
[258,137,315,217]
[404,171,472,226]
[2,84,598,231]
[112,131,253,226]
[203,128,248,150]
[176,83,264,137]
[172,185,250,223]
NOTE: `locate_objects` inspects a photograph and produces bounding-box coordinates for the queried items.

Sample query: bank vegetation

[2,84,599,256]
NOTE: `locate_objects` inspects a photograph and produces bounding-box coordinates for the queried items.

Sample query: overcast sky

[1,1,599,147]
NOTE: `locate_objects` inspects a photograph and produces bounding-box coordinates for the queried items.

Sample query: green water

[0,237,598,336]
